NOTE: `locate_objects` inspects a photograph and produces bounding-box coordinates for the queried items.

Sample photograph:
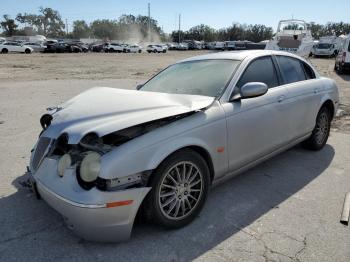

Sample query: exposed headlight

[80,152,101,182]
[57,154,72,177]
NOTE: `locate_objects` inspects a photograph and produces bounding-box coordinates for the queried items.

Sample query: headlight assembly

[57,153,72,177]
[79,151,101,183]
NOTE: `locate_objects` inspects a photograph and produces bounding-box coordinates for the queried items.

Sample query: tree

[72,20,90,38]
[16,7,65,37]
[90,19,118,40]
[1,15,18,36]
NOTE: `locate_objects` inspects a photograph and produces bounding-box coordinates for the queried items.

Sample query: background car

[90,42,109,52]
[23,42,46,52]
[0,41,33,54]
[146,44,166,53]
[44,41,66,53]
[127,44,142,53]
[177,43,189,50]
[105,43,124,53]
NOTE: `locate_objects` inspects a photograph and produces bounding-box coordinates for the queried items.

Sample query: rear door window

[237,56,279,88]
[276,56,306,84]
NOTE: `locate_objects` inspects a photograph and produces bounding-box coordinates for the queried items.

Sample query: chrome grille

[32,137,53,170]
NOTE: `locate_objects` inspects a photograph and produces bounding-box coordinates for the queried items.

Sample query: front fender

[99,115,227,181]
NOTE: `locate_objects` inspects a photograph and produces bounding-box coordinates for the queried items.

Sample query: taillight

[342,52,346,62]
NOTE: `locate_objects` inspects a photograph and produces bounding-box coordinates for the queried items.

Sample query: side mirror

[231,82,268,101]
[136,84,143,90]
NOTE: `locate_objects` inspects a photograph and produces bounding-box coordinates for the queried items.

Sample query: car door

[222,56,291,172]
[275,55,323,139]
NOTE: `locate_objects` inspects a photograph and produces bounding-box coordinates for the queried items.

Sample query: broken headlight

[79,151,101,183]
[57,153,72,177]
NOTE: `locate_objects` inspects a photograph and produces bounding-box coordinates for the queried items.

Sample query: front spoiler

[31,158,151,242]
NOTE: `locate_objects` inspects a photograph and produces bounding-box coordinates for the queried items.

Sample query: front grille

[32,137,53,170]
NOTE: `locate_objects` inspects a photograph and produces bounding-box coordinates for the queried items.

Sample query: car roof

[179,50,306,63]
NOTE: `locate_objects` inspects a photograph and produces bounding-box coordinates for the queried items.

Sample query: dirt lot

[0,52,350,262]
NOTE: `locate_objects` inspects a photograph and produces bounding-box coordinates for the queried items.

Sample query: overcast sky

[1,0,350,33]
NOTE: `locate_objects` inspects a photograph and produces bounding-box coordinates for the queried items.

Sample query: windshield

[317,43,332,49]
[141,59,240,97]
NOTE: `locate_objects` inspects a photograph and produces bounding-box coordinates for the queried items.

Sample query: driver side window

[237,56,279,89]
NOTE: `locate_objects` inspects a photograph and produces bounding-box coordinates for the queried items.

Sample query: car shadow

[0,144,334,261]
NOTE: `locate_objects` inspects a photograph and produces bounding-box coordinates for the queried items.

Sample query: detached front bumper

[31,157,151,242]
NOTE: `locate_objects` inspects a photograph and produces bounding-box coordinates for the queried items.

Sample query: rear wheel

[1,48,8,54]
[25,49,31,54]
[303,107,331,150]
[144,149,210,228]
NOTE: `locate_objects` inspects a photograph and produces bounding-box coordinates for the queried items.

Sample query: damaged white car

[28,50,339,242]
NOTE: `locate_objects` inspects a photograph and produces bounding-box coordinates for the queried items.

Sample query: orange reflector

[106,200,133,208]
[217,147,225,153]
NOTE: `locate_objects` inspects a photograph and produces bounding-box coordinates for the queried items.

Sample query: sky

[1,0,349,33]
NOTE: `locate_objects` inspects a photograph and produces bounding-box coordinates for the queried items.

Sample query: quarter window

[237,56,278,88]
[302,62,316,80]
[276,56,307,84]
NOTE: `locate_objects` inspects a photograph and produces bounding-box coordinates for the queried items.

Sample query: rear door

[275,55,322,139]
[222,56,291,172]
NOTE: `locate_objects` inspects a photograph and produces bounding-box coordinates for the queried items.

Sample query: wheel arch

[320,99,335,120]
[152,145,215,184]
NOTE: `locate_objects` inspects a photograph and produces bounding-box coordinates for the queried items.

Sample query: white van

[334,35,350,74]
[313,36,342,57]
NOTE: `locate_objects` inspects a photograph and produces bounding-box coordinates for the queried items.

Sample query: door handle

[277,95,285,103]
[314,88,320,94]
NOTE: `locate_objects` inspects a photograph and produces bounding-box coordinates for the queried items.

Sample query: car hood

[42,87,214,144]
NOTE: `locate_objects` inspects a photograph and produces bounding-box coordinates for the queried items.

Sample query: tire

[109,48,114,53]
[163,50,166,53]
[25,49,31,54]
[153,50,157,53]
[336,63,344,74]
[147,50,151,53]
[143,149,210,229]
[138,50,141,53]
[1,48,8,54]
[302,106,331,151]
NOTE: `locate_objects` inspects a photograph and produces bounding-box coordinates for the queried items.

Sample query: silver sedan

[28,50,339,242]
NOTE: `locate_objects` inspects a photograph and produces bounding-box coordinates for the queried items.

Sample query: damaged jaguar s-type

[28,50,339,242]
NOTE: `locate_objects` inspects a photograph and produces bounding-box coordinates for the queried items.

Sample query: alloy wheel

[158,161,203,220]
[315,111,329,145]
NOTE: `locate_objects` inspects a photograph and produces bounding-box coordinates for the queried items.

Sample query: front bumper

[31,157,151,242]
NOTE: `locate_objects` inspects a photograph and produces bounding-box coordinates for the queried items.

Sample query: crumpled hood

[42,87,214,144]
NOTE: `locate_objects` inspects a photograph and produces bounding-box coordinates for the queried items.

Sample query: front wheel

[303,107,331,150]
[1,48,8,54]
[25,49,31,54]
[144,149,210,229]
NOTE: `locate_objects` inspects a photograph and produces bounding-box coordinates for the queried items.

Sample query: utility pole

[178,14,181,44]
[65,19,68,35]
[148,3,151,42]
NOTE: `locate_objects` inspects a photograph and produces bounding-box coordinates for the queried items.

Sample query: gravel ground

[0,51,349,262]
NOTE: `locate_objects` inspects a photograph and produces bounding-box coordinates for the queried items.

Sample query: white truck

[312,36,342,57]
